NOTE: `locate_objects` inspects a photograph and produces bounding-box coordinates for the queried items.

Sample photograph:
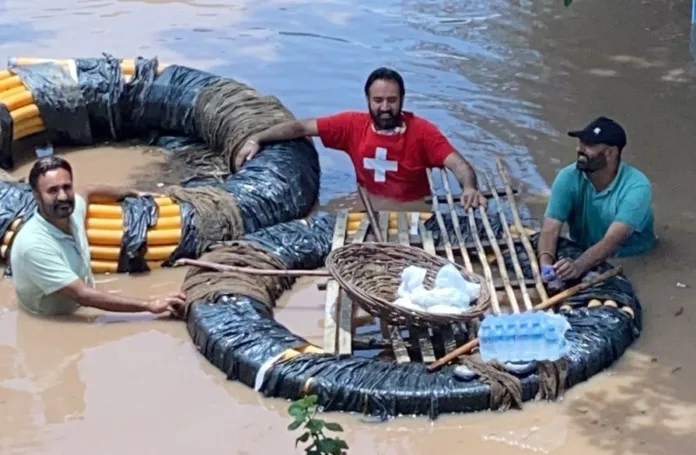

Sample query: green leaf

[316,438,345,454]
[295,432,310,447]
[306,395,319,406]
[287,420,303,431]
[563,0,573,6]
[324,422,343,432]
[288,403,305,418]
[306,419,325,432]
[335,439,349,450]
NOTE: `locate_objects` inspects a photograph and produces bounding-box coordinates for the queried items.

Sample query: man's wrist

[538,251,555,265]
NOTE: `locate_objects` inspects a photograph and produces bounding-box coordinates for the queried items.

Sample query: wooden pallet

[322,163,539,364]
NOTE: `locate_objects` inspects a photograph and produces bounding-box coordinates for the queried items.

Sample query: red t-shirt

[316,111,455,201]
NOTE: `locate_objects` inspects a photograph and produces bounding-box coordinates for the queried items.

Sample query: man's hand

[234,138,261,170]
[460,187,488,210]
[540,264,556,283]
[146,291,187,317]
[552,258,585,281]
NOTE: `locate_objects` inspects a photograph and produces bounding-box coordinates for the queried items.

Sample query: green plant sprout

[288,395,349,455]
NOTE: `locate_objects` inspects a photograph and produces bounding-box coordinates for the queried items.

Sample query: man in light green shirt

[10,156,186,318]
[538,117,657,282]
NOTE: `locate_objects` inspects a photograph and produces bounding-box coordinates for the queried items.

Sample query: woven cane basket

[324,243,491,329]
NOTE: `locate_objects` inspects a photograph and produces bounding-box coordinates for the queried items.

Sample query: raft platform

[323,165,538,365]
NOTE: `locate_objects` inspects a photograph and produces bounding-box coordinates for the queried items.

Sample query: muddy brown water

[2,0,696,453]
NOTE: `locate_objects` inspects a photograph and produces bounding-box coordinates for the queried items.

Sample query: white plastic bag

[393,263,481,312]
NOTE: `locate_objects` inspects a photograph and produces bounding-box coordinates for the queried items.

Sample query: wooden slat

[337,218,370,354]
[425,186,518,203]
[323,210,348,354]
[416,220,438,363]
[378,210,390,243]
[380,210,409,364]
[394,213,434,363]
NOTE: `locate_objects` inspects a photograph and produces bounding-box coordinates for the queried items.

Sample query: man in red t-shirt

[235,67,487,209]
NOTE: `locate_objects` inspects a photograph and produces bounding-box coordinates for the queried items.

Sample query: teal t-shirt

[544,162,656,257]
[10,195,95,316]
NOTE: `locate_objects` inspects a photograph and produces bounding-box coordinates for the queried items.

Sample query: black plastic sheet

[74,54,125,140]
[0,180,35,239]
[187,210,643,419]
[0,105,14,170]
[162,200,198,267]
[9,62,93,147]
[127,64,221,137]
[243,213,334,270]
[187,294,308,387]
[181,139,321,234]
[117,195,159,273]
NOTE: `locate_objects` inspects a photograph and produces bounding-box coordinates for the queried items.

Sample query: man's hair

[364,67,405,98]
[28,156,73,191]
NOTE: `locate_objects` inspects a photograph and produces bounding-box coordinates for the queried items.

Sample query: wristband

[538,251,555,262]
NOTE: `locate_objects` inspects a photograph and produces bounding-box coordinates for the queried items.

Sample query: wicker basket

[324,243,491,329]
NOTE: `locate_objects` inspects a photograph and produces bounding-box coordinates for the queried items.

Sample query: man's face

[34,168,75,219]
[576,140,611,173]
[366,79,403,130]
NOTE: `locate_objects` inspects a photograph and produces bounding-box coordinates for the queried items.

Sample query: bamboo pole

[466,210,501,316]
[175,258,330,277]
[439,168,474,272]
[495,158,549,301]
[484,172,533,311]
[477,200,520,313]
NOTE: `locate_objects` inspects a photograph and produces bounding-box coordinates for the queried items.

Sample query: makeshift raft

[0,54,643,420]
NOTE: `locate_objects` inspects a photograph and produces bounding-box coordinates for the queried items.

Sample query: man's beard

[576,152,606,173]
[42,197,75,219]
[370,109,402,131]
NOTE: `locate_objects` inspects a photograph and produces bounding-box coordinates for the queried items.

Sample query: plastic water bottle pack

[478,311,571,363]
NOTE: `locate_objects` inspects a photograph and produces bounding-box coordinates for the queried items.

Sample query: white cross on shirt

[363,147,398,182]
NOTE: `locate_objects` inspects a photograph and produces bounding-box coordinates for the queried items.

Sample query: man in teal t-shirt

[537,116,657,283]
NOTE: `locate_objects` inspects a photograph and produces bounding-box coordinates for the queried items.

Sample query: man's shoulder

[552,163,581,185]
[11,218,56,257]
[620,162,652,188]
[406,112,437,129]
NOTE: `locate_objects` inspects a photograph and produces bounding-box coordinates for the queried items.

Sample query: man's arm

[443,152,478,191]
[559,183,652,278]
[571,222,633,272]
[79,185,139,204]
[250,119,319,145]
[23,245,153,313]
[538,167,576,266]
[58,279,154,313]
[236,112,360,169]
[537,217,564,267]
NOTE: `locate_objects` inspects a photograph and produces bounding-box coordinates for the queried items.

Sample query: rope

[165,186,244,255]
[460,357,524,411]
[181,241,292,316]
[536,358,569,401]
[192,79,297,170]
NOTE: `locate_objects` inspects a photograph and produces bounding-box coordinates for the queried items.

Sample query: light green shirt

[545,162,657,257]
[10,195,95,316]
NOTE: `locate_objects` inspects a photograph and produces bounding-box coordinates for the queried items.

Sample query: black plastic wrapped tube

[0,104,14,170]
[8,62,93,147]
[187,211,643,419]
[181,139,321,234]
[117,195,159,273]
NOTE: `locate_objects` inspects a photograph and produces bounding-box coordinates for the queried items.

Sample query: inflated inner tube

[0,54,642,420]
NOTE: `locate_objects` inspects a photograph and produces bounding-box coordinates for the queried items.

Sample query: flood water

[2,0,696,453]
